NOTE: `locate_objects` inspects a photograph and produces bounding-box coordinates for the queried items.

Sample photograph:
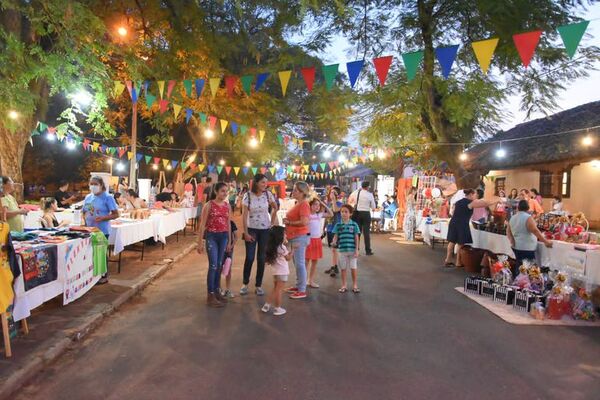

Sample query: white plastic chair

[384,208,399,231]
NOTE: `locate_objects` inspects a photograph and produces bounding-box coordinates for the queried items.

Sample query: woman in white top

[124,189,147,210]
[507,199,552,275]
[240,174,278,296]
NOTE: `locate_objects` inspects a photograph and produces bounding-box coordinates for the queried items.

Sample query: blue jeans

[289,234,310,292]
[206,231,229,293]
[243,228,270,287]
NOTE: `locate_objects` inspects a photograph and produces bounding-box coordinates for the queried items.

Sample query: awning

[343,165,375,178]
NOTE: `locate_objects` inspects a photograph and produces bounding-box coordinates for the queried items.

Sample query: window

[561,169,571,198]
[539,171,553,197]
[494,177,506,196]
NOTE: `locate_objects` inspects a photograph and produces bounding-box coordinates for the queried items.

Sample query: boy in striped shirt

[332,204,361,293]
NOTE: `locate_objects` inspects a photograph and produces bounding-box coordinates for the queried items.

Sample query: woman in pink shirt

[470,189,490,223]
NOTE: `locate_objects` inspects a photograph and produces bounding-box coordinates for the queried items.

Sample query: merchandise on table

[18,245,58,291]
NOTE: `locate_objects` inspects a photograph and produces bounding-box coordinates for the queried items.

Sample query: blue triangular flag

[136,153,143,162]
[231,122,238,136]
[100,145,106,153]
[346,60,364,88]
[143,81,149,94]
[195,79,205,98]
[185,108,193,124]
[255,72,270,91]
[208,164,215,173]
[131,87,138,103]
[171,160,179,169]
[434,45,460,79]
[242,167,249,175]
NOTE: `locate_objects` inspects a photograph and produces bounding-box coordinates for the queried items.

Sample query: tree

[317,0,600,186]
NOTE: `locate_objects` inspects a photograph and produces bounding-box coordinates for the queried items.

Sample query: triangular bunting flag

[199,112,207,124]
[328,161,335,169]
[260,167,267,174]
[269,167,276,176]
[162,159,169,168]
[277,134,283,144]
[225,76,237,97]
[251,167,258,175]
[311,164,318,172]
[173,104,182,119]
[240,125,248,135]
[83,139,90,150]
[231,122,238,135]
[145,155,152,164]
[198,164,206,172]
[136,153,143,162]
[557,21,589,59]
[92,142,100,152]
[259,130,265,143]
[373,56,393,86]
[209,77,220,98]
[159,99,169,114]
[125,81,133,99]
[512,31,542,68]
[471,39,498,75]
[278,70,292,96]
[195,79,205,98]
[166,80,177,98]
[153,157,160,164]
[255,72,270,91]
[216,166,223,174]
[171,160,178,169]
[241,75,253,96]
[146,93,157,108]
[118,148,126,158]
[434,45,460,78]
[113,81,126,98]
[346,60,364,88]
[320,162,326,171]
[233,167,240,175]
[242,167,249,175]
[127,151,133,160]
[402,51,424,81]
[157,81,165,98]
[181,161,187,170]
[208,115,217,129]
[183,80,193,97]
[300,66,316,92]
[185,108,193,124]
[322,64,339,91]
[225,166,232,175]
[249,127,257,137]
[220,119,229,133]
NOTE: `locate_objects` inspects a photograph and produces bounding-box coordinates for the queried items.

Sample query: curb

[0,242,197,399]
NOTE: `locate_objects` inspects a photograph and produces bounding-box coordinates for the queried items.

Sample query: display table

[180,206,201,221]
[109,219,155,255]
[24,210,77,229]
[150,211,187,243]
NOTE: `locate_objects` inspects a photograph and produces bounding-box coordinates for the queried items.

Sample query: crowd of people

[195,175,387,315]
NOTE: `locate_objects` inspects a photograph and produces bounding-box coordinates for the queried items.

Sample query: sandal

[443,262,455,268]
[352,288,360,294]
[338,287,348,293]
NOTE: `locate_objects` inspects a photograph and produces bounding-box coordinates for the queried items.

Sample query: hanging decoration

[512,31,543,68]
[435,45,460,79]
[557,20,589,59]
[372,55,394,86]
[471,38,499,75]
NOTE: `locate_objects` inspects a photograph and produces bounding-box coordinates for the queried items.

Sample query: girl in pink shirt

[305,198,333,288]
[262,226,291,316]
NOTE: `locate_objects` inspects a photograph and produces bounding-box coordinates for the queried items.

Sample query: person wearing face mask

[83,176,119,284]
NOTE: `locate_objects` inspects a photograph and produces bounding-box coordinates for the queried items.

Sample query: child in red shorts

[305,198,333,288]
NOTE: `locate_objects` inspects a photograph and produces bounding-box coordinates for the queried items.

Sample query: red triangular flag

[300,67,316,93]
[118,148,126,158]
[125,81,133,97]
[328,161,335,170]
[512,31,542,68]
[189,162,196,170]
[283,135,290,145]
[208,115,217,129]
[225,76,237,97]
[260,167,267,174]
[372,56,393,86]
[153,157,160,165]
[83,139,90,150]
[225,166,232,175]
[166,80,177,98]
[159,99,169,114]
[249,127,257,137]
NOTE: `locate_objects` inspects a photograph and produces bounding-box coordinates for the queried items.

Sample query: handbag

[352,190,361,220]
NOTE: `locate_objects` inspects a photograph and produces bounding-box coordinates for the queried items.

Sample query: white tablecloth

[150,211,187,243]
[180,206,201,220]
[24,210,78,229]
[109,219,155,255]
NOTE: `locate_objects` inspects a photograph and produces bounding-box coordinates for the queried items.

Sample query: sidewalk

[0,233,198,398]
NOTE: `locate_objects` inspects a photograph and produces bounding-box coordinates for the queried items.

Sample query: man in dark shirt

[202,176,215,202]
[54,180,77,208]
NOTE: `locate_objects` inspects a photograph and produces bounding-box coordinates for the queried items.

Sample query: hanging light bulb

[107,159,113,165]
[117,26,128,37]
[377,150,386,159]
[323,150,331,159]
[66,141,76,150]
[459,152,468,161]
[245,161,252,167]
[72,90,92,107]
[152,164,159,170]
[166,164,172,170]
[116,163,125,171]
[46,132,55,141]
[249,137,259,148]
[582,135,593,146]
[219,159,226,166]
[204,129,214,139]
[496,147,506,158]
[8,110,18,120]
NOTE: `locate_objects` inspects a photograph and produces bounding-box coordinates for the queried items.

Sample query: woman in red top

[198,182,232,308]
[283,181,311,299]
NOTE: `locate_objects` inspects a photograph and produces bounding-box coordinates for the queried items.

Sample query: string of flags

[278,134,396,160]
[28,121,353,180]
[113,21,589,102]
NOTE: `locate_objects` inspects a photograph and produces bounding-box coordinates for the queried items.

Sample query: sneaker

[366,251,374,256]
[324,267,333,274]
[289,291,307,299]
[273,307,287,316]
[240,286,248,296]
[309,282,320,288]
[97,275,109,285]
[224,289,235,298]
[285,287,299,293]
[261,303,271,313]
[255,287,265,296]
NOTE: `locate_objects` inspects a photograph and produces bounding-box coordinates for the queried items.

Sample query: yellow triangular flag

[173,104,182,119]
[220,119,229,133]
[198,164,206,172]
[233,167,240,175]
[278,70,292,96]
[91,142,100,152]
[303,164,309,172]
[157,81,165,98]
[471,38,499,75]
[269,167,276,175]
[259,130,265,143]
[113,81,126,98]
[209,78,221,98]
[127,151,133,160]
[162,159,169,168]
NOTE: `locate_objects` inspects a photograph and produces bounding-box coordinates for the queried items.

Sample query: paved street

[14,234,600,400]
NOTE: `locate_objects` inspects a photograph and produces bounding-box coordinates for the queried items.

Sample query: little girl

[221,220,238,298]
[305,198,333,288]
[262,226,291,316]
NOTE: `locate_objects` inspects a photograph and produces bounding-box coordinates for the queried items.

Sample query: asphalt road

[14,234,600,400]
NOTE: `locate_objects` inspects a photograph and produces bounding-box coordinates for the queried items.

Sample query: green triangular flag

[402,50,424,81]
[322,64,339,91]
[144,155,152,164]
[181,161,187,170]
[251,167,258,175]
[146,93,157,108]
[183,80,193,97]
[216,165,223,174]
[277,134,284,145]
[240,125,248,135]
[319,163,326,171]
[557,20,589,59]
[240,75,253,96]
[199,112,207,124]
[38,122,48,133]
[109,147,116,155]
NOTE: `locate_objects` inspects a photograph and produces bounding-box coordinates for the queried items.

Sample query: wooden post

[129,102,138,191]
[1,313,11,358]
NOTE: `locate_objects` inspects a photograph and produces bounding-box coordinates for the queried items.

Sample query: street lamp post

[129,101,138,190]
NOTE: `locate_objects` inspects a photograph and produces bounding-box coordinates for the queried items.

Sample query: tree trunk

[0,125,32,201]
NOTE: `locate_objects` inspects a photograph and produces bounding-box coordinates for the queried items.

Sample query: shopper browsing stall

[305,198,333,288]
[54,180,77,208]
[40,198,70,228]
